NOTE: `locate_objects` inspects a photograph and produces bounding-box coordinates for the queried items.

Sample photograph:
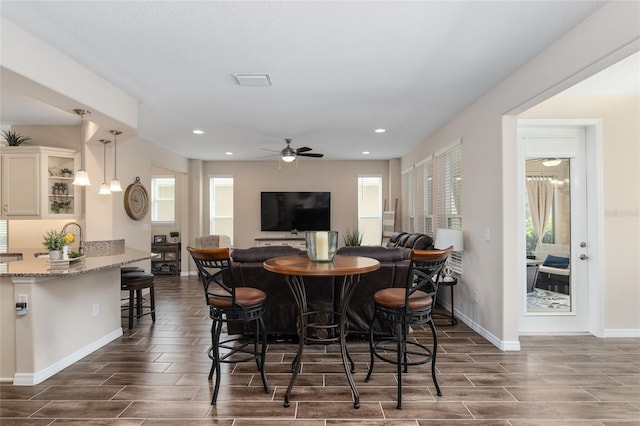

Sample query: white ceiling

[2,1,629,161]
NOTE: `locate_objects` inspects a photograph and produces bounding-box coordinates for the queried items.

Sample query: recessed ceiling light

[225,152,233,156]
[362,151,370,155]
[192,129,204,135]
[374,128,386,133]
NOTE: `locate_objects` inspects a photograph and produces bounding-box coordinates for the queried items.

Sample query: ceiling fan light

[282,153,296,162]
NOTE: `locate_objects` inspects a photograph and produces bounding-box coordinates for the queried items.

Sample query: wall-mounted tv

[261,191,331,232]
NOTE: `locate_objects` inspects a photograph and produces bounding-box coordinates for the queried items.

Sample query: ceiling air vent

[233,74,272,87]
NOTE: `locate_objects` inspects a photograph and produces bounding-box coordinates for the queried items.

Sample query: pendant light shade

[98,139,111,195]
[72,109,91,186]
[109,130,123,192]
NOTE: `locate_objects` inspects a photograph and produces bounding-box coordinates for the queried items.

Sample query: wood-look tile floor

[2,275,640,425]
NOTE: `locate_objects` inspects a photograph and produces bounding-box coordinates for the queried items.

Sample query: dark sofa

[227,232,434,337]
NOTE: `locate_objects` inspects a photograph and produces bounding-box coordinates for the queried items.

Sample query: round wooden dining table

[263,254,380,408]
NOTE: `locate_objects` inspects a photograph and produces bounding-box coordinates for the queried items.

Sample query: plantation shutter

[401,167,414,232]
[436,140,463,273]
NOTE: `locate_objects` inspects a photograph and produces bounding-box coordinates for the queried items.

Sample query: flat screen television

[261,191,331,232]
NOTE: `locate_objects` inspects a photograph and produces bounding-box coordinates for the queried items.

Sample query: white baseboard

[439,301,521,351]
[604,328,640,338]
[13,328,123,386]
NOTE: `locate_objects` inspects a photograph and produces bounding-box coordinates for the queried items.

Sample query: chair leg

[428,319,442,396]
[396,321,403,409]
[128,289,134,329]
[149,285,156,322]
[210,319,224,405]
[365,314,377,382]
[135,289,143,318]
[257,317,270,394]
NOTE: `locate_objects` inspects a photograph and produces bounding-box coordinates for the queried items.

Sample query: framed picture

[165,251,177,261]
[154,235,166,244]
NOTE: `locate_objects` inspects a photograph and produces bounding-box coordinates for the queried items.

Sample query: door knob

[580,242,587,248]
[579,254,589,260]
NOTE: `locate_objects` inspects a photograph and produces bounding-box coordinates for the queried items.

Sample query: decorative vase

[305,231,338,263]
[49,250,63,261]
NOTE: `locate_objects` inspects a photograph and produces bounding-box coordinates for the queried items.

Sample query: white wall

[401,1,640,347]
[200,160,390,251]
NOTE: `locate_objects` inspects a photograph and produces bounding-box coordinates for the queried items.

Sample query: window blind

[436,142,462,273]
[401,168,415,232]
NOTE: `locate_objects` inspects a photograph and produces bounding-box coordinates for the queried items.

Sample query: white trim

[455,309,521,351]
[604,329,640,338]
[401,166,414,175]
[435,137,462,157]
[415,155,433,168]
[12,328,123,385]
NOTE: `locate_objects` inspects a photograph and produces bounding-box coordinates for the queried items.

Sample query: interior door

[519,126,589,333]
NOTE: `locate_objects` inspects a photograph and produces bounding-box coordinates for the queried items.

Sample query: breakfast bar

[0,246,151,385]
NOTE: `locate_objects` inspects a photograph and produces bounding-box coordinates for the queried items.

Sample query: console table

[151,242,181,275]
[255,237,306,249]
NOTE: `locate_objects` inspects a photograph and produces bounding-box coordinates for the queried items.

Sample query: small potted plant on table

[43,230,66,260]
[169,231,180,243]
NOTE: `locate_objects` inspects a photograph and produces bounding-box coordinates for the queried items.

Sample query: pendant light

[109,130,123,192]
[98,139,111,195]
[72,109,91,186]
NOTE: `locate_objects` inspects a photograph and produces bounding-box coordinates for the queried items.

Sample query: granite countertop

[0,247,152,278]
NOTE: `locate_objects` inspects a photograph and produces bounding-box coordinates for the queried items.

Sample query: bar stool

[121,271,156,329]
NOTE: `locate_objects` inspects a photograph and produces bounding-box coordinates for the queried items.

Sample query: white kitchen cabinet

[0,146,80,219]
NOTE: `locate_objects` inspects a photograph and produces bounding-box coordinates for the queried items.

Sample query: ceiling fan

[262,138,324,162]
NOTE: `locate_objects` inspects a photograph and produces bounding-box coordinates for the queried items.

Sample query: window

[401,167,415,232]
[436,141,462,273]
[0,220,6,252]
[151,176,175,224]
[210,176,234,245]
[401,140,463,274]
[357,176,382,245]
[414,157,434,236]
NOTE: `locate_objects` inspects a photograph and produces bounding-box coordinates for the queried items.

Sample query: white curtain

[527,177,554,244]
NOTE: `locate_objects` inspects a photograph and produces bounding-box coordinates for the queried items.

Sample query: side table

[433,276,458,326]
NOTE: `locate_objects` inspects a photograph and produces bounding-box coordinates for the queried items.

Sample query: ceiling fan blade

[296,146,312,153]
[260,148,282,153]
[256,153,279,159]
[298,152,324,158]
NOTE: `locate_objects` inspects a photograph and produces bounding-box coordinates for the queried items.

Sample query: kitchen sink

[0,253,23,262]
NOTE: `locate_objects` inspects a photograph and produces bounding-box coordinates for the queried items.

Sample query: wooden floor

[2,275,639,425]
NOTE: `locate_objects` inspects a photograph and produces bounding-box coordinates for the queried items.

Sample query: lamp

[542,158,562,167]
[109,130,123,192]
[98,139,111,195]
[72,109,91,186]
[434,228,464,280]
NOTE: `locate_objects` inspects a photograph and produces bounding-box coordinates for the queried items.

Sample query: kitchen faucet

[62,222,84,254]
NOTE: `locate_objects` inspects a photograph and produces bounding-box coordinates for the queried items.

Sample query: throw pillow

[543,254,570,269]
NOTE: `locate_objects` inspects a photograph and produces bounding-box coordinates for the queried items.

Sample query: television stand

[255,237,306,250]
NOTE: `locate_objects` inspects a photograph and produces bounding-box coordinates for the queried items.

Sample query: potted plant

[1,129,31,146]
[52,182,68,195]
[43,230,66,260]
[169,231,180,243]
[60,168,73,177]
[343,229,363,246]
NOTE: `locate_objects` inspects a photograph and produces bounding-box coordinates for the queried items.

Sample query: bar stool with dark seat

[365,246,452,409]
[187,246,270,405]
[120,270,156,329]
